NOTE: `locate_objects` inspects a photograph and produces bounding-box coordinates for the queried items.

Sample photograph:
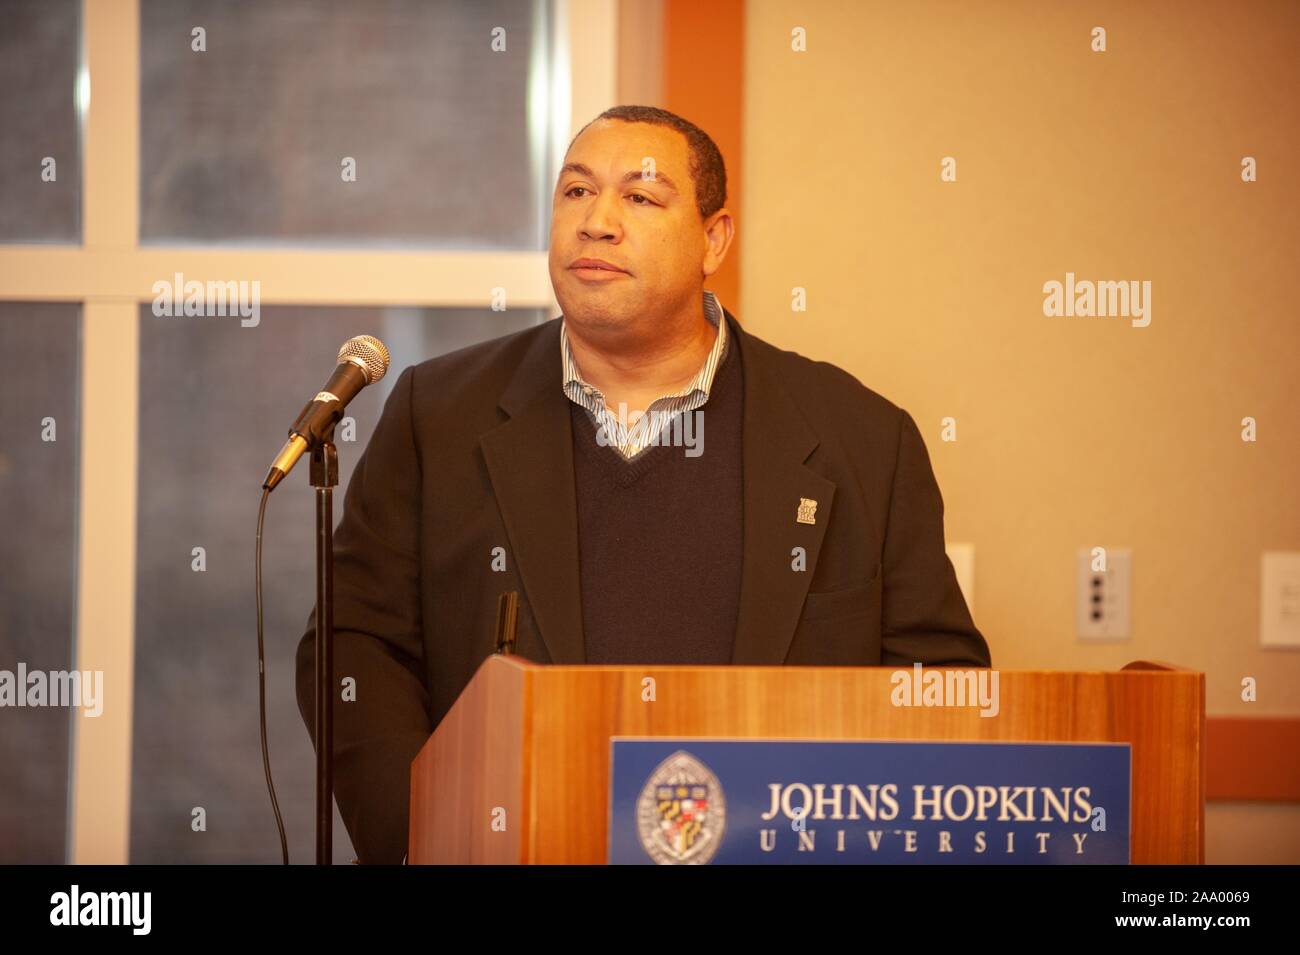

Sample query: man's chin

[560,306,627,331]
[558,299,669,352]
[555,287,634,327]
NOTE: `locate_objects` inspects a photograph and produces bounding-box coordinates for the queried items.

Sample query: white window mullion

[68,0,140,865]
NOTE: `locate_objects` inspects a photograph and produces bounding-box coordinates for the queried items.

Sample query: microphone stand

[310,437,339,865]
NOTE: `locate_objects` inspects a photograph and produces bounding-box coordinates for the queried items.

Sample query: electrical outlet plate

[1076,547,1131,640]
[1261,552,1300,648]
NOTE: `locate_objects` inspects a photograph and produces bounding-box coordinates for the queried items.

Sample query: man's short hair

[570,105,728,220]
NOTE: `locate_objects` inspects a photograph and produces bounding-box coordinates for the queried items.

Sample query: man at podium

[296,105,991,864]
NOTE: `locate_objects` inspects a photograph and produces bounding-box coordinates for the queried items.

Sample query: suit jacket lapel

[727,310,837,664]
[478,318,586,664]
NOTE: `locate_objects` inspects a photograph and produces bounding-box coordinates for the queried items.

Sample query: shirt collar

[560,290,728,401]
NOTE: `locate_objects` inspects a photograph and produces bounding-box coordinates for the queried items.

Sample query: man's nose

[578,190,622,241]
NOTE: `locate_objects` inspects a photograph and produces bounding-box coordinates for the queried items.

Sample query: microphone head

[337,335,391,384]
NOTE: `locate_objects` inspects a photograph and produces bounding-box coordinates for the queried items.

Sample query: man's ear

[701,208,735,278]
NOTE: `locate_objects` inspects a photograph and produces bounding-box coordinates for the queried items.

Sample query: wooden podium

[408,656,1203,864]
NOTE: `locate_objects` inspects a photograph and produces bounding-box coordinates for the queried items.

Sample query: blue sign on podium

[608,739,1130,864]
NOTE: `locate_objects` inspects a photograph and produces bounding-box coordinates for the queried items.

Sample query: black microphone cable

[256,485,290,865]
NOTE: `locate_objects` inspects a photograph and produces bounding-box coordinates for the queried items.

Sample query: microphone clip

[309,436,339,491]
[494,591,519,655]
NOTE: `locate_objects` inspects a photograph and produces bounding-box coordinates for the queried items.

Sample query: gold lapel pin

[796,497,818,525]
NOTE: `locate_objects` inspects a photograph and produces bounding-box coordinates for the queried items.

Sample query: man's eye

[565,186,589,198]
[628,193,653,205]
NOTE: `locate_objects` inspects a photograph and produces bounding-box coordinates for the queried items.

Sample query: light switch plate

[1077,547,1131,640]
[1261,552,1300,648]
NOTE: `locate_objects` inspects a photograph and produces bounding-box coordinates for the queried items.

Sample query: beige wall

[741,0,1299,861]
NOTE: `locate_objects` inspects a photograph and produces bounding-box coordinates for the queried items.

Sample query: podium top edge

[484,656,1202,677]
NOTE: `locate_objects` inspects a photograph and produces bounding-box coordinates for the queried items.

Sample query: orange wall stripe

[1207,717,1300,801]
[662,0,745,317]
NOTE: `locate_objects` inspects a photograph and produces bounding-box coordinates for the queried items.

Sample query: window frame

[0,0,617,863]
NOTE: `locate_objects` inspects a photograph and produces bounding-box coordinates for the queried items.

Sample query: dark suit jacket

[296,307,990,863]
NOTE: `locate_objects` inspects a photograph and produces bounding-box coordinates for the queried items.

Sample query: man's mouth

[569,257,628,274]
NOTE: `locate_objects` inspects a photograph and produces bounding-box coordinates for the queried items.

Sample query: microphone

[262,335,391,491]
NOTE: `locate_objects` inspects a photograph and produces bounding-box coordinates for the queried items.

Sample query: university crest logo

[636,750,726,864]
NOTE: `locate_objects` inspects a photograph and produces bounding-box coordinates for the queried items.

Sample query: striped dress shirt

[560,290,729,460]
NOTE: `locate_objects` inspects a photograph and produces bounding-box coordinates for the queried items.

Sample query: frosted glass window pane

[139,0,552,248]
[0,302,80,863]
[0,0,81,243]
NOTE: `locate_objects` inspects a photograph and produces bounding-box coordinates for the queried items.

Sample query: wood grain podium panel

[410,657,1203,864]
[408,654,527,863]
